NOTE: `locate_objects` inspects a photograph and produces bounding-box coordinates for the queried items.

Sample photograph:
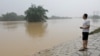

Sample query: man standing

[79,13,90,51]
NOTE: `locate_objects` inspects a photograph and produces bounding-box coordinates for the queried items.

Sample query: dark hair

[83,13,88,18]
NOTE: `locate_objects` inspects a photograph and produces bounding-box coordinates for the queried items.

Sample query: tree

[2,12,18,21]
[0,12,25,21]
[25,4,48,22]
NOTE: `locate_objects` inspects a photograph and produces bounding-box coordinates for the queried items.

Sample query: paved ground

[33,32,100,56]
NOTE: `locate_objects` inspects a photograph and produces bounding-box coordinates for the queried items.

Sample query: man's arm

[80,20,90,29]
[80,25,90,29]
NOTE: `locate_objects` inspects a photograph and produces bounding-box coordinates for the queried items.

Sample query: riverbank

[90,27,100,35]
[33,32,100,56]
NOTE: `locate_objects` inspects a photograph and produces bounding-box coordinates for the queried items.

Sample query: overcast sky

[0,0,100,17]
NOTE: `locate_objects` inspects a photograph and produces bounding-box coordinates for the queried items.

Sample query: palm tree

[25,4,48,22]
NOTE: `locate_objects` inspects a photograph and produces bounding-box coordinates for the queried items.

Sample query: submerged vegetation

[0,4,48,22]
[0,4,73,22]
[0,12,25,21]
[25,4,48,22]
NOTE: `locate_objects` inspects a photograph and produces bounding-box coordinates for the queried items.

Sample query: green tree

[2,12,18,21]
[25,4,48,22]
[0,12,25,21]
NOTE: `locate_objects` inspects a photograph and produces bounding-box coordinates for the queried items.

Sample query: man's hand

[80,25,90,29]
[80,27,83,29]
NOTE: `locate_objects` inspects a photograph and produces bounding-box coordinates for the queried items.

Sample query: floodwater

[0,18,100,56]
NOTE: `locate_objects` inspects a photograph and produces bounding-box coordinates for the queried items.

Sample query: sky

[0,0,100,17]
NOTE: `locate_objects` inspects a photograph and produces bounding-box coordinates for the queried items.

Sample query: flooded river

[0,18,100,56]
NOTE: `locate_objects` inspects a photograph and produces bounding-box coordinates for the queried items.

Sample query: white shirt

[82,19,90,32]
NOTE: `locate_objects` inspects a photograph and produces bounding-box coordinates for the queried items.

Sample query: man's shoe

[79,48,86,51]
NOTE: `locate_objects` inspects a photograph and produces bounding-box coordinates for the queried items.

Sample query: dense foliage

[25,5,48,22]
[0,12,25,21]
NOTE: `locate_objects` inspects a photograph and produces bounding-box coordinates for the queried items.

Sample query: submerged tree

[25,4,48,22]
[0,12,25,21]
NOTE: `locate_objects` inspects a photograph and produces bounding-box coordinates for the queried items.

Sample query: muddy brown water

[0,18,100,56]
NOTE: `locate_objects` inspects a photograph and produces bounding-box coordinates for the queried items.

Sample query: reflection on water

[26,22,47,37]
[0,19,100,56]
[0,21,18,30]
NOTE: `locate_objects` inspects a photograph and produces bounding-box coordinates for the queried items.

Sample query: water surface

[0,18,100,56]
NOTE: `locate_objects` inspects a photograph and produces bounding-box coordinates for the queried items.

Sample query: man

[79,13,90,51]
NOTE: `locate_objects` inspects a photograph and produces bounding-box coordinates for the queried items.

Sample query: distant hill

[89,15,100,19]
[49,16,72,19]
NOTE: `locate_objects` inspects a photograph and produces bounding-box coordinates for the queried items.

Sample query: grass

[89,27,100,35]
